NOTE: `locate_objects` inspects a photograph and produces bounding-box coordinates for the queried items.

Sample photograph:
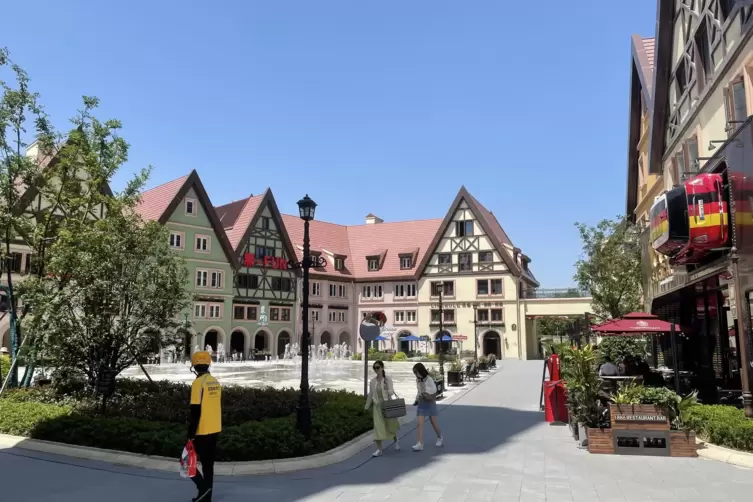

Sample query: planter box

[609,404,669,431]
[669,430,697,457]
[447,370,463,386]
[587,428,615,454]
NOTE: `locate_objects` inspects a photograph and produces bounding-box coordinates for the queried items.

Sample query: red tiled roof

[134,175,189,222]
[281,216,354,278]
[466,192,513,247]
[217,193,266,250]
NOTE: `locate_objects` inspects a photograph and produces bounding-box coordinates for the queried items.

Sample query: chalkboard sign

[97,368,116,396]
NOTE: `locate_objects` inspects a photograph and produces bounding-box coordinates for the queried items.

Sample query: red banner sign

[452,335,468,341]
[242,252,289,270]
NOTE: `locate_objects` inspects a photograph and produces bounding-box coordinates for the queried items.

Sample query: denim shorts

[417,400,438,417]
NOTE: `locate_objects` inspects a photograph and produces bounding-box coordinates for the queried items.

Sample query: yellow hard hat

[191,351,212,366]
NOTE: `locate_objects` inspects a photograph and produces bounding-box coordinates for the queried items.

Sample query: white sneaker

[372,449,383,457]
[394,439,401,451]
[436,437,444,447]
[412,442,424,451]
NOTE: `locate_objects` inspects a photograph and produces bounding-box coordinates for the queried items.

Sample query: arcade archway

[397,331,414,353]
[254,329,270,351]
[204,330,219,352]
[434,330,452,355]
[277,330,291,357]
[230,330,246,357]
[338,331,350,346]
[483,331,502,359]
[320,331,332,348]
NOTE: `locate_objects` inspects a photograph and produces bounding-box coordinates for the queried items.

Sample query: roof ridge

[140,173,190,196]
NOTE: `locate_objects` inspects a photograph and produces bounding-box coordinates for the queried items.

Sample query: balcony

[522,288,589,299]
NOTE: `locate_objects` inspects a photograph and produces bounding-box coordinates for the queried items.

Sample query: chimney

[365,213,383,225]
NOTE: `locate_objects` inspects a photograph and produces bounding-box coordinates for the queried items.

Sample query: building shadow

[0,402,543,502]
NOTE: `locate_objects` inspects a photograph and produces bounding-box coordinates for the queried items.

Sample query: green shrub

[392,352,407,361]
[0,355,10,382]
[352,352,362,360]
[596,337,648,365]
[0,394,371,461]
[687,405,753,452]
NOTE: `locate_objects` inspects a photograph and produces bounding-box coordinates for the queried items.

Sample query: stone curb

[696,438,753,469]
[0,369,495,476]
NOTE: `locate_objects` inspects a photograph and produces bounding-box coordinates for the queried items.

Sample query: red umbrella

[591,312,676,335]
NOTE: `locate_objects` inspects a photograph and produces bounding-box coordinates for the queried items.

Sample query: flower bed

[0,380,371,461]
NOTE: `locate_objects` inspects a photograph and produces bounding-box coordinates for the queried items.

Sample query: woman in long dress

[364,360,400,457]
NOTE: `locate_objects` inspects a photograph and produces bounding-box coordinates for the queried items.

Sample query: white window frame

[368,259,379,271]
[329,310,337,322]
[185,197,197,216]
[334,257,344,270]
[407,283,416,297]
[375,285,383,299]
[169,231,185,250]
[406,310,417,323]
[400,256,412,269]
[338,285,346,298]
[312,282,321,296]
[337,311,346,323]
[395,284,405,298]
[210,270,223,289]
[208,304,222,319]
[195,234,211,253]
[196,269,208,288]
[194,303,207,319]
[329,284,337,297]
[311,310,320,322]
[394,311,405,323]
[362,285,372,299]
[490,278,504,296]
[281,308,291,322]
[491,308,504,322]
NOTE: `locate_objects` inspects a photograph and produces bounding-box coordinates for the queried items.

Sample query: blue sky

[3,1,656,286]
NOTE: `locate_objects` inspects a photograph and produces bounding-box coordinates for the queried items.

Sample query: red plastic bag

[179,440,197,478]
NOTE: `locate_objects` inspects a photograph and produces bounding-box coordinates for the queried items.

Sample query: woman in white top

[411,363,443,451]
[364,360,400,457]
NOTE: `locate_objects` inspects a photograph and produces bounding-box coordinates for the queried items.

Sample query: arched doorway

[230,330,246,357]
[483,331,502,358]
[338,331,350,346]
[277,330,291,358]
[254,330,269,352]
[204,330,219,352]
[435,330,452,355]
[320,331,332,348]
[398,331,413,354]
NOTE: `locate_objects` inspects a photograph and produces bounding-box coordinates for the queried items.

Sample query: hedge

[0,380,372,461]
[688,404,753,453]
[0,355,9,382]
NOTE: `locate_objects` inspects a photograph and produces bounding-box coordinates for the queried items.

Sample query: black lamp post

[288,195,326,439]
[438,282,445,379]
[472,303,479,364]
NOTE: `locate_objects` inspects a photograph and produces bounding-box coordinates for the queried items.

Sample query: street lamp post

[288,195,327,438]
[438,282,445,379]
[472,303,479,363]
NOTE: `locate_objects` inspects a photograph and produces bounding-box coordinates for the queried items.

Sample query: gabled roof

[215,189,298,265]
[134,170,237,267]
[626,35,657,220]
[281,216,355,279]
[647,0,677,175]
[415,186,538,286]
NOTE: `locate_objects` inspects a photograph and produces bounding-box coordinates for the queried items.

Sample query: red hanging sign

[242,252,289,270]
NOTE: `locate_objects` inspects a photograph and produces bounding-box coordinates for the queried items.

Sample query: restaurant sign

[242,252,289,270]
[614,413,668,423]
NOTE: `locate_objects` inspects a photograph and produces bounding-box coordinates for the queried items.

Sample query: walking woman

[412,363,443,452]
[364,360,400,457]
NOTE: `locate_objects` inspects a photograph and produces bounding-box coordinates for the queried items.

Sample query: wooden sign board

[610,404,670,431]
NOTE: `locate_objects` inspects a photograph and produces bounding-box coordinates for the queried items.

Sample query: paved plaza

[2,360,753,501]
[120,358,457,401]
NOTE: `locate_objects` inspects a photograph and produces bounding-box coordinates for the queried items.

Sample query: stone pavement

[2,360,753,501]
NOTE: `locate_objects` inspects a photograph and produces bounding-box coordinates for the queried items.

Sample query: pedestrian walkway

[1,360,752,501]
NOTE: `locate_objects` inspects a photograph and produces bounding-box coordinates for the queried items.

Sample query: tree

[0,47,55,386]
[537,316,574,341]
[574,216,642,320]
[22,203,190,389]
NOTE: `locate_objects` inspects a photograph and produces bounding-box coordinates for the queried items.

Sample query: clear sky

[3,0,656,287]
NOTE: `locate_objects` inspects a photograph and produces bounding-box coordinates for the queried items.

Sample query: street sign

[359,321,380,342]
[452,335,468,341]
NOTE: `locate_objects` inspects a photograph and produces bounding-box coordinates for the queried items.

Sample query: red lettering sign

[242,252,255,267]
[241,252,289,270]
[263,255,274,268]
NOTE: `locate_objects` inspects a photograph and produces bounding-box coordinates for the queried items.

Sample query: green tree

[537,316,574,340]
[22,204,190,388]
[574,216,642,319]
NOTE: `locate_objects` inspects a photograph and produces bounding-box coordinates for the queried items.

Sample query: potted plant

[447,360,463,386]
[478,356,489,371]
[428,366,444,397]
[488,354,497,369]
[560,346,606,450]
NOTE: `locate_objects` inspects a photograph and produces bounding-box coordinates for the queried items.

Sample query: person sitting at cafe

[598,358,620,377]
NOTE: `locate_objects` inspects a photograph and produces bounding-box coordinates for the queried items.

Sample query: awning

[590,312,679,335]
[399,335,420,341]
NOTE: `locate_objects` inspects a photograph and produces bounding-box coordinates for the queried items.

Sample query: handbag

[381,389,407,419]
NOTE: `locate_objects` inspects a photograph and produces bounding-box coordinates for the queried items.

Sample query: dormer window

[368,258,379,271]
[334,257,345,270]
[400,256,412,269]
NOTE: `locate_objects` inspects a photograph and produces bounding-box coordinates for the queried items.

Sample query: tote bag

[381,390,407,419]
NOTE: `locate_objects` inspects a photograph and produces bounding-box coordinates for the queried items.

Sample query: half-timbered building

[215,189,298,359]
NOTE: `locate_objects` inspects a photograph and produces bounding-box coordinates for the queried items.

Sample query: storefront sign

[452,335,468,341]
[258,306,269,327]
[242,252,289,270]
[614,413,668,423]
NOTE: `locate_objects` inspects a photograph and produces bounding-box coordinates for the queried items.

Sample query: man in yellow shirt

[188,351,222,502]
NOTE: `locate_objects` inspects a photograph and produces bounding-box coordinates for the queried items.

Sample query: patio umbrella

[401,335,420,341]
[591,312,682,393]
[435,335,452,342]
[374,335,388,341]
